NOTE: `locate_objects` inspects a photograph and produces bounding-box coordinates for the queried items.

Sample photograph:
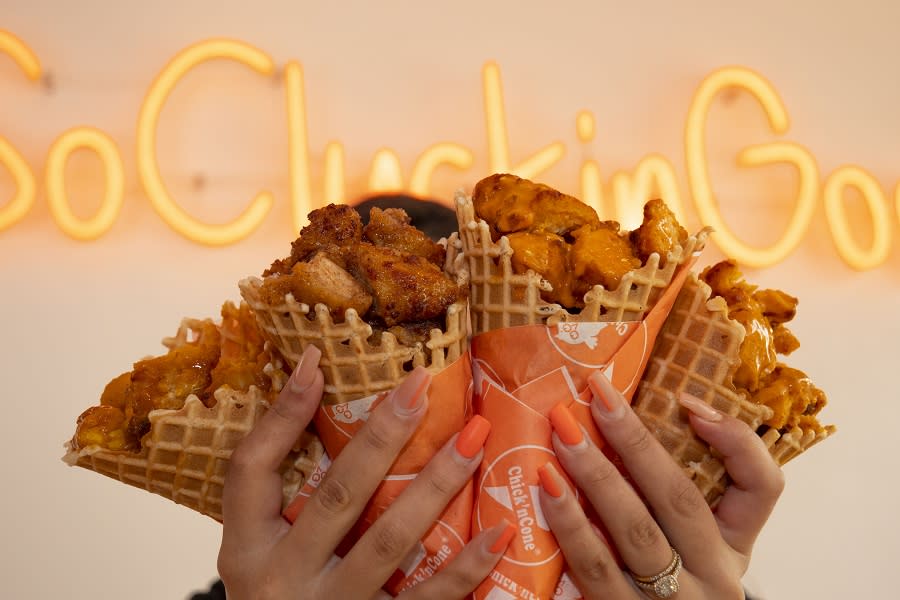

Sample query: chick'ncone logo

[477,445,560,567]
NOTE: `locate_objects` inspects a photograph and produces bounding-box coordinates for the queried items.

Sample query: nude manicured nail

[678,392,722,422]
[289,345,322,393]
[392,367,431,415]
[538,462,565,499]
[488,521,516,554]
[588,371,626,420]
[456,415,492,459]
[549,402,585,448]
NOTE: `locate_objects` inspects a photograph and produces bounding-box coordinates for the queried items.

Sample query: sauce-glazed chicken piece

[570,223,642,295]
[72,303,278,452]
[630,199,688,262]
[473,173,600,237]
[506,231,576,307]
[472,174,688,306]
[700,260,827,433]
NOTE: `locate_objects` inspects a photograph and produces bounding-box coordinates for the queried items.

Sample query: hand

[218,345,510,599]
[539,371,784,599]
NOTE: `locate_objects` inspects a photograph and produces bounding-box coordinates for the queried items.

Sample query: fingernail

[289,345,322,393]
[455,415,492,459]
[589,372,626,420]
[549,402,585,448]
[538,462,565,499]
[488,520,516,554]
[678,392,722,422]
[392,367,431,416]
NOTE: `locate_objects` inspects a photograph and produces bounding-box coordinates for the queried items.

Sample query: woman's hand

[218,345,510,600]
[540,371,784,599]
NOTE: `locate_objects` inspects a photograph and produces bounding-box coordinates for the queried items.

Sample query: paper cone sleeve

[455,190,707,600]
[239,244,476,595]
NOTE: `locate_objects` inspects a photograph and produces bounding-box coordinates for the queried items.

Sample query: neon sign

[1,31,897,270]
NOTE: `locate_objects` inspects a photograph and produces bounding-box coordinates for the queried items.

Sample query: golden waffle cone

[238,245,470,405]
[63,318,324,522]
[454,190,709,333]
[633,273,835,505]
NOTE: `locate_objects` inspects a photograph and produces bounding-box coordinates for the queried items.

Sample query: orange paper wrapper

[283,353,474,595]
[469,260,695,600]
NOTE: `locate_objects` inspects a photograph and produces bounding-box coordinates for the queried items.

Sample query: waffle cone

[238,245,469,405]
[454,191,709,333]
[633,273,835,505]
[63,316,323,521]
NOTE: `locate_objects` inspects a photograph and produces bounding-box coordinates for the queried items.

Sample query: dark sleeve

[188,579,226,600]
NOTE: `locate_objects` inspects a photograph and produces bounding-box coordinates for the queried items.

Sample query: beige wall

[2,1,897,598]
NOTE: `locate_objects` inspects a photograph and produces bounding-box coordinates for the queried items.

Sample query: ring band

[629,547,682,598]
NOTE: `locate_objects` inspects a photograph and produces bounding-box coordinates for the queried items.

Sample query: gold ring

[629,547,682,598]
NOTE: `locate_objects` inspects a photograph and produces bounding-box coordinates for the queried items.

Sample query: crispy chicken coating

[630,199,688,262]
[473,173,600,237]
[259,253,373,319]
[363,207,446,266]
[350,243,462,327]
[265,204,363,275]
[700,260,826,433]
[259,203,462,335]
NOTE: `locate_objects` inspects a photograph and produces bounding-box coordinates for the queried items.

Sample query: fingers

[586,373,728,574]
[283,367,432,569]
[536,462,639,599]
[222,345,324,546]
[330,415,492,595]
[679,393,785,556]
[396,520,514,600]
[548,402,673,578]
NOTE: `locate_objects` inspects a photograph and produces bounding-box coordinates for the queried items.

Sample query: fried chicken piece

[752,364,828,432]
[72,321,221,451]
[73,405,129,451]
[473,173,599,237]
[265,204,363,275]
[630,199,688,263]
[570,223,642,293]
[73,304,286,453]
[364,207,446,266]
[122,322,221,445]
[506,231,577,307]
[701,260,775,392]
[208,302,278,395]
[367,319,445,349]
[701,260,826,433]
[350,242,462,327]
[259,253,373,320]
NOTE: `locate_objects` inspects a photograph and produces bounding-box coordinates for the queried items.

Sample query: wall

[2,1,898,598]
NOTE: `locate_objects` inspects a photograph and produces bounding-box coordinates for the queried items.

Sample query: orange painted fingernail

[456,415,492,459]
[549,402,584,447]
[538,462,564,498]
[489,521,516,553]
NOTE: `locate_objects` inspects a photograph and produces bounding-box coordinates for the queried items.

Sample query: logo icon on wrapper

[546,322,645,369]
[477,445,561,567]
